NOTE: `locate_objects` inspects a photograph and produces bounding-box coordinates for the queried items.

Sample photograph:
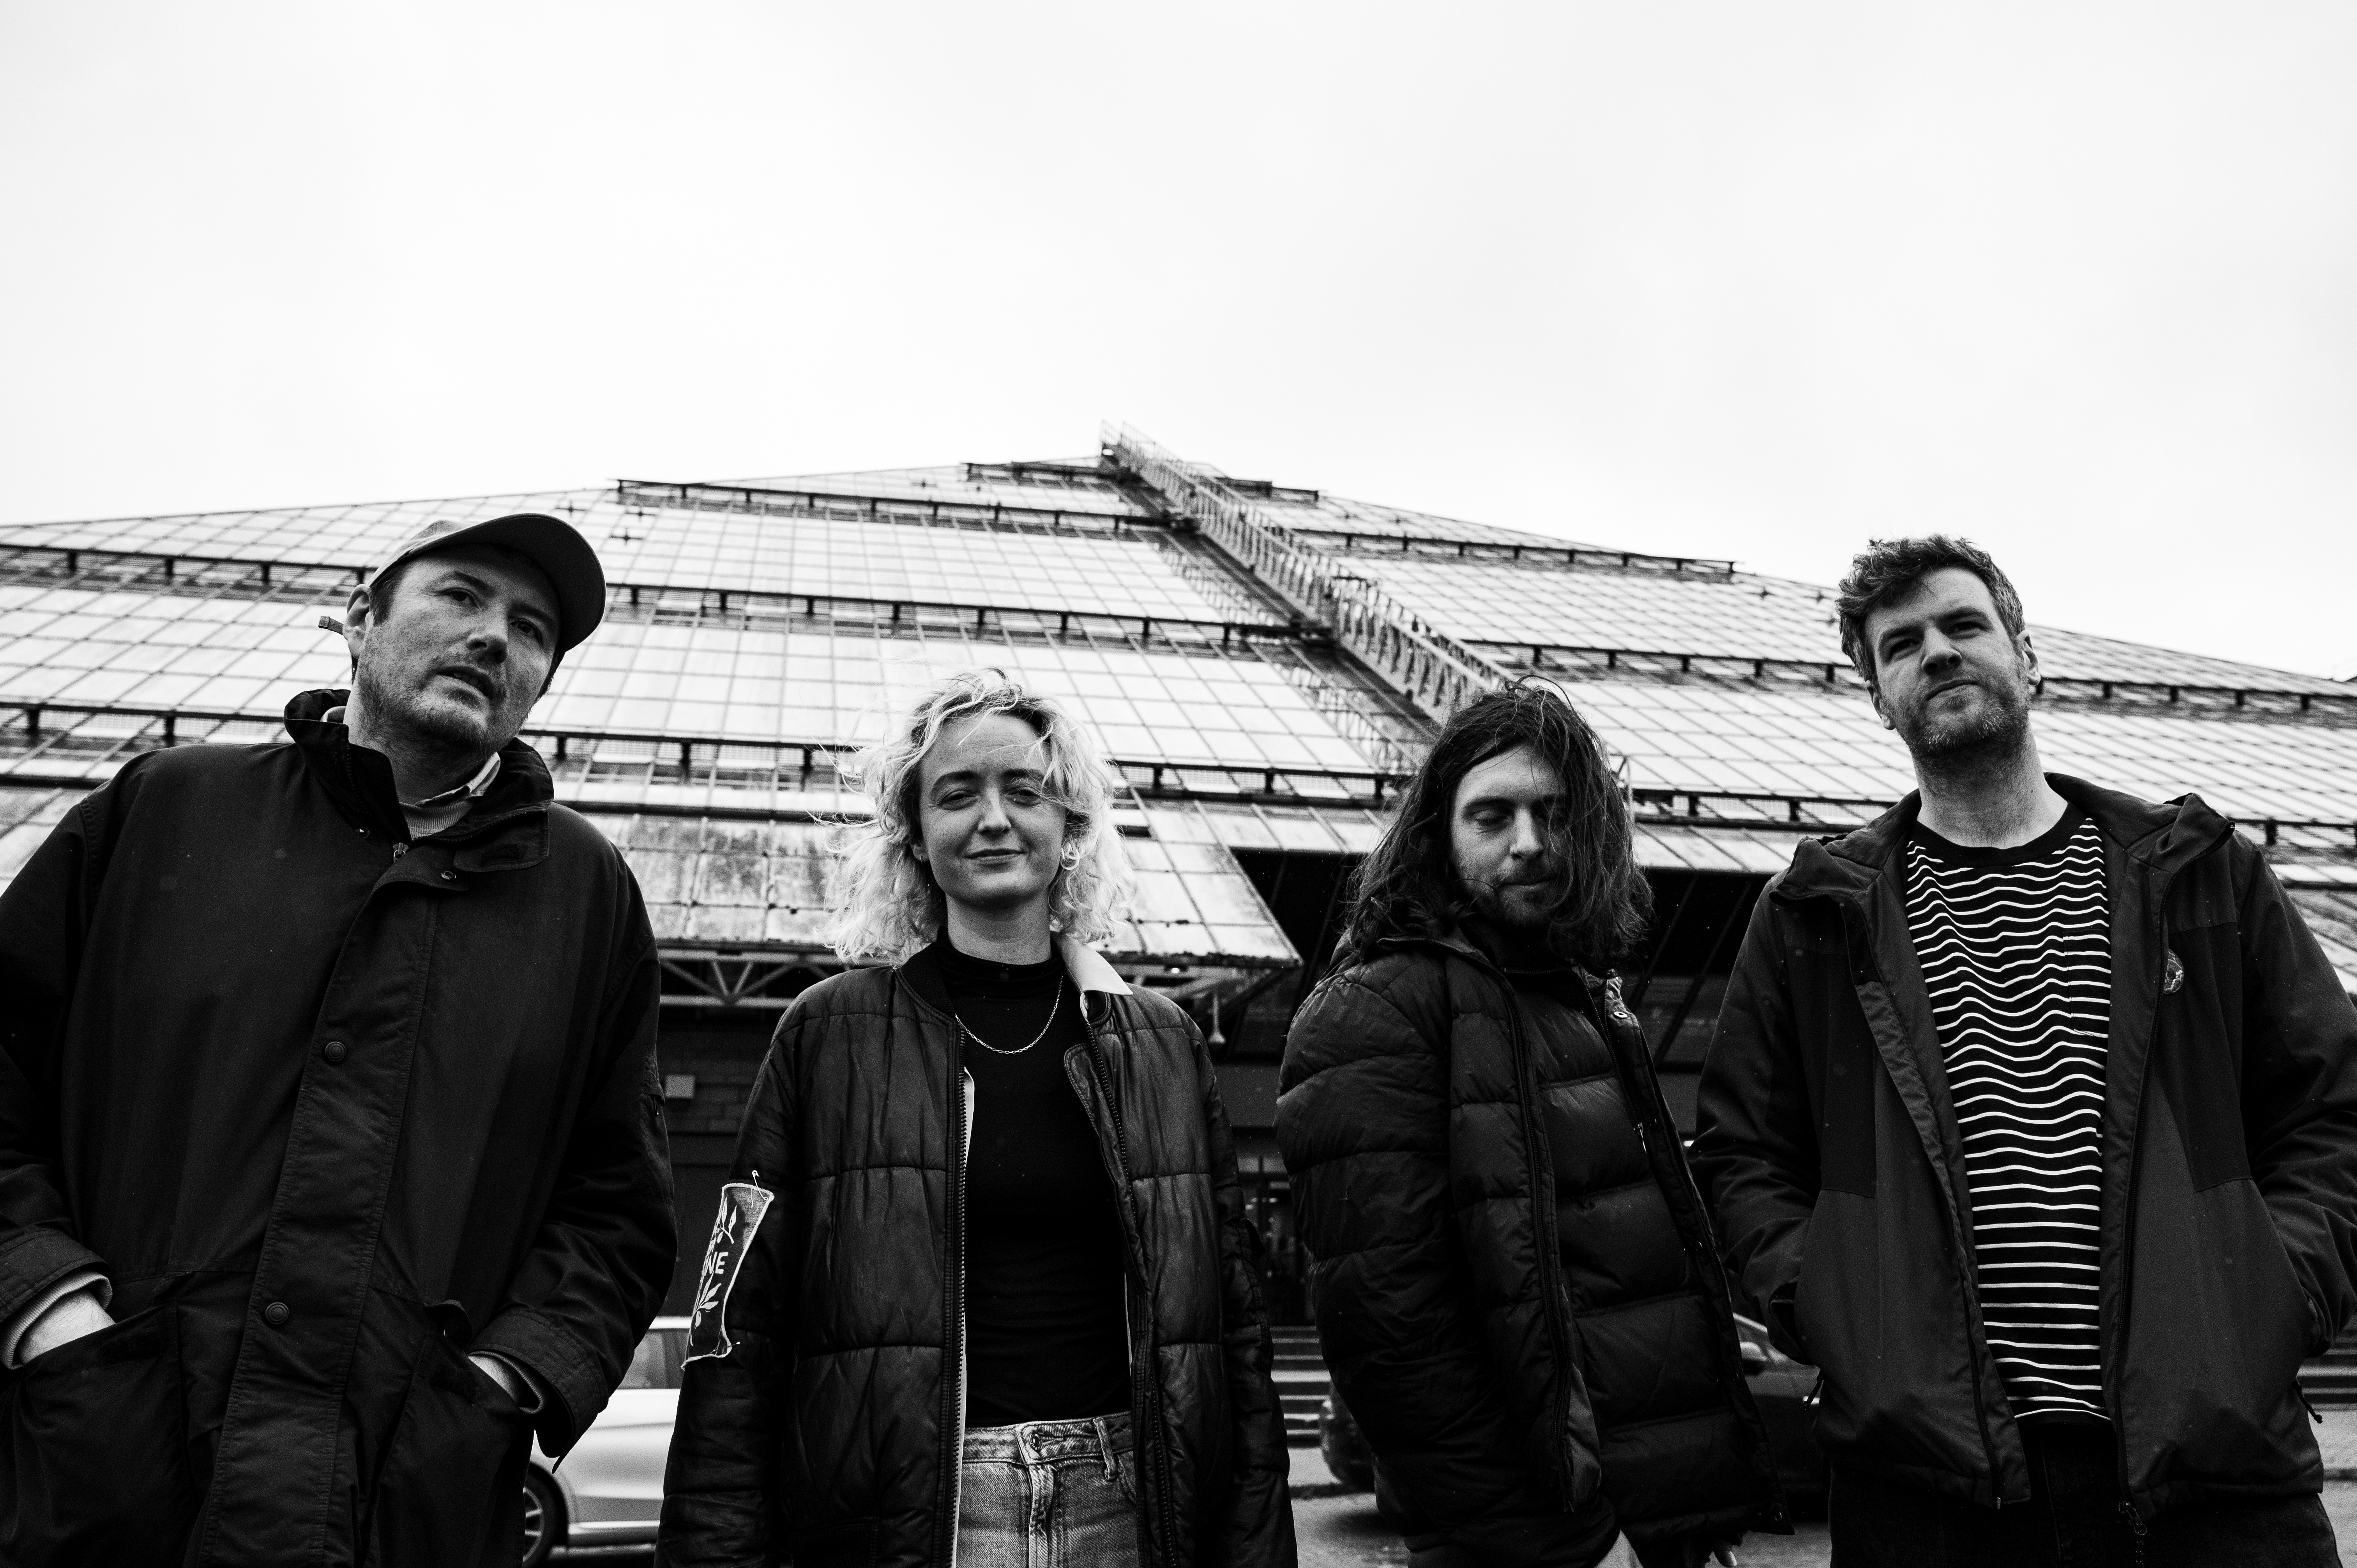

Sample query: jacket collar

[898,933,1133,1015]
[1373,925,1608,991]
[1774,772,2232,904]
[283,687,555,850]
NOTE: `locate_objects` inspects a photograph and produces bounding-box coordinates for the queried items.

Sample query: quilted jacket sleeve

[1689,887,1820,1361]
[1277,959,1615,1567]
[2233,846,2357,1352]
[1193,1029,1298,1568]
[659,1019,802,1567]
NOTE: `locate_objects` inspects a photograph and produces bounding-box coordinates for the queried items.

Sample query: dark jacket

[0,689,677,1567]
[1276,933,1783,1565]
[657,939,1294,1568]
[1690,774,2357,1517]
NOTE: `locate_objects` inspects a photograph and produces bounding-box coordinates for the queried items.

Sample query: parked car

[1313,1314,1825,1526]
[521,1315,689,1566]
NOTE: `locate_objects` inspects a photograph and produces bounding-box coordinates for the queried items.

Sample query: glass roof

[0,492,1221,623]
[0,582,1396,774]
[1562,676,2357,828]
[711,460,1151,520]
[578,812,1293,964]
[1346,554,2350,696]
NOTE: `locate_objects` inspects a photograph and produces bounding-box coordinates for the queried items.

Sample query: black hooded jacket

[1277,932,1783,1565]
[0,690,676,1566]
[656,939,1294,1568]
[1691,775,2357,1517]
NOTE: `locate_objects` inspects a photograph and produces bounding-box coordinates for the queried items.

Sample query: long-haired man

[1277,682,1782,1568]
[1692,537,2357,1564]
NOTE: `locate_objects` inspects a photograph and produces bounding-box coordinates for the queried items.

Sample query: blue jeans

[957,1411,1143,1568]
[1830,1420,2338,1567]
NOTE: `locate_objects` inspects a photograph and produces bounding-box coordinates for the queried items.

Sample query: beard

[1463,871,1565,933]
[353,652,495,754]
[1891,669,2034,765]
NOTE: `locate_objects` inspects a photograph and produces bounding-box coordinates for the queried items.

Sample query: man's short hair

[1335,679,1651,970]
[1835,535,2027,686]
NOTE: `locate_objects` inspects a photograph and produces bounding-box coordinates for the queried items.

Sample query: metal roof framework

[5,429,2356,1006]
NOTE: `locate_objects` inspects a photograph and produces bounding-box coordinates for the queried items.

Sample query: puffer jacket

[657,938,1294,1568]
[1691,775,2357,1518]
[1277,933,1782,1564]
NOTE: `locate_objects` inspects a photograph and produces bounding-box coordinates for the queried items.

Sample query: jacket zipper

[1498,981,1586,1507]
[2112,830,2222,1520]
[936,998,970,1568]
[1081,1002,1178,1568]
[1831,893,2011,1505]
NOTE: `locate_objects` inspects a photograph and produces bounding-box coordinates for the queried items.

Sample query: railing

[1104,424,1513,724]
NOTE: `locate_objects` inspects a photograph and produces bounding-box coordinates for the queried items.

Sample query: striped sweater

[1904,809,2111,1423]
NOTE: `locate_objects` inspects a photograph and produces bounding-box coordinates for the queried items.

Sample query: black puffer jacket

[658,939,1294,1568]
[1692,777,2357,1517]
[1277,934,1781,1565]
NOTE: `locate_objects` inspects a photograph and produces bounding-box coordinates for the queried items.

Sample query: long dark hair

[1336,680,1651,970]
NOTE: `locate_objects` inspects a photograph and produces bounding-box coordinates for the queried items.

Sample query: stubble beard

[1892,668,2035,782]
[353,652,495,763]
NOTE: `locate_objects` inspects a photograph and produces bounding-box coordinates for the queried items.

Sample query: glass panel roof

[0,583,1393,773]
[0,492,1226,623]
[580,812,1293,964]
[2287,889,2357,991]
[710,460,1150,520]
[1562,676,2357,827]
[1347,555,2348,695]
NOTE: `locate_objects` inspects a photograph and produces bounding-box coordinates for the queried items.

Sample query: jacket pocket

[362,1329,532,1568]
[0,1303,193,1568]
[794,1517,880,1567]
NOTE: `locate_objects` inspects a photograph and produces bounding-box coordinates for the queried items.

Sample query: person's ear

[2016,630,2040,682]
[342,585,375,665]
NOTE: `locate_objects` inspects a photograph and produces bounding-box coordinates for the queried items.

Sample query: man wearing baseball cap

[0,512,677,1565]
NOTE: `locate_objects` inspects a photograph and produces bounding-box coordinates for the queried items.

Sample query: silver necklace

[955,978,1064,1056]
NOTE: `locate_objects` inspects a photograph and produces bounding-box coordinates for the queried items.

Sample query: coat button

[322,1041,348,1065]
[263,1301,292,1327]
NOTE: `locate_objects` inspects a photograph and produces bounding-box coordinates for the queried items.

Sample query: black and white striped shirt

[1904,809,2111,1423]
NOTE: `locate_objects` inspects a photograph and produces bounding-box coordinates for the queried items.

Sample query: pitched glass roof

[4,450,2352,945]
[1346,553,2351,696]
[0,581,1396,774]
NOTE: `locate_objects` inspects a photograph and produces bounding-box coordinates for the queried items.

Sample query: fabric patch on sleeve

[684,1180,775,1364]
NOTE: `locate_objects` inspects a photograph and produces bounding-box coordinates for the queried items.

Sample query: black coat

[657,941,1295,1568]
[1276,934,1782,1565]
[1691,775,2357,1517]
[0,690,677,1566]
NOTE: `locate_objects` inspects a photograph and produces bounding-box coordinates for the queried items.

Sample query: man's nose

[1509,809,1545,858]
[464,616,510,662]
[1921,633,1961,673]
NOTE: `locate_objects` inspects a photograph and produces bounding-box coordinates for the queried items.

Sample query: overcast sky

[4,4,2351,676]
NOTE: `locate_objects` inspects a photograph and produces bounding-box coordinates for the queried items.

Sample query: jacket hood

[1773,772,2234,905]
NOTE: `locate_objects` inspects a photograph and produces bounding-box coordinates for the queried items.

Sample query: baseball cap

[364,512,606,656]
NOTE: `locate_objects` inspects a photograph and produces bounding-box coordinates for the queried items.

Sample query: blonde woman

[659,673,1294,1568]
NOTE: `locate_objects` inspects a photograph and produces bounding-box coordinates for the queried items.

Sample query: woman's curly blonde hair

[829,671,1133,964]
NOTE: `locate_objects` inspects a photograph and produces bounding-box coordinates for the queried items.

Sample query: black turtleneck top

[936,939,1131,1425]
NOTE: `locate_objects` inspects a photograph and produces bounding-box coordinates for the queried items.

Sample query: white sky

[4,3,2352,676]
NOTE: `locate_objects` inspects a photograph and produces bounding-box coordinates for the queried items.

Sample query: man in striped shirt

[1693,536,2357,1566]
